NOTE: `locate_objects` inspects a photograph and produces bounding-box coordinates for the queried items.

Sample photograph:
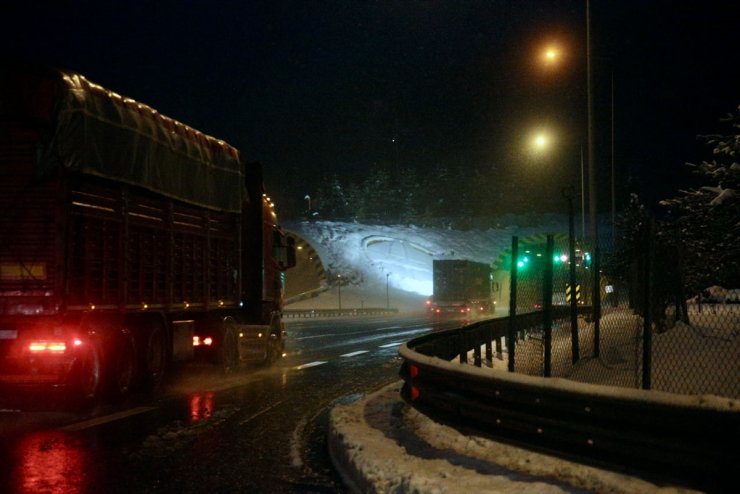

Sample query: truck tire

[141,321,167,392]
[262,316,283,366]
[215,317,239,373]
[106,331,136,400]
[68,338,102,408]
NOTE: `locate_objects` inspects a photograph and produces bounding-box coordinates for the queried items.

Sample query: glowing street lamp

[533,133,549,150]
[542,46,559,65]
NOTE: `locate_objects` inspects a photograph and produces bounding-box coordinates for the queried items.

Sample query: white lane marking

[239,400,285,425]
[379,342,404,348]
[294,361,328,370]
[340,350,369,358]
[59,406,157,432]
[294,333,344,341]
[377,326,402,331]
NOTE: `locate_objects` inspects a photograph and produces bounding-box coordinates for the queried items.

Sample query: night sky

[3,1,738,218]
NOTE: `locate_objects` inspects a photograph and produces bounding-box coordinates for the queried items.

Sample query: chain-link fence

[497,226,739,399]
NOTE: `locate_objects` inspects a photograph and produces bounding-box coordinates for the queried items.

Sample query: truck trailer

[0,64,295,404]
[428,259,493,317]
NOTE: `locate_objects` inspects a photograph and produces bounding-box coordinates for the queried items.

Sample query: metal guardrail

[398,314,738,492]
[283,307,398,318]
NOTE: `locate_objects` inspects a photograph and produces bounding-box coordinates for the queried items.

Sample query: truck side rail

[283,308,398,318]
[398,313,737,492]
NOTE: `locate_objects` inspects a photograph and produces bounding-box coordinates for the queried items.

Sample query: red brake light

[29,341,67,354]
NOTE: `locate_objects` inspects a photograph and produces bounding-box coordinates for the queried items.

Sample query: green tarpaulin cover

[13,67,246,212]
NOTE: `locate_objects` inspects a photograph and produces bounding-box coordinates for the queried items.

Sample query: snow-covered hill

[284,217,569,310]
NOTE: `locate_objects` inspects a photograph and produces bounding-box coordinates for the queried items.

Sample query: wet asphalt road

[0,315,462,493]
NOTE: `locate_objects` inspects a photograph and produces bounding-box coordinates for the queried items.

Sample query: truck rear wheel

[107,331,136,400]
[141,321,167,392]
[216,317,240,373]
[69,338,102,407]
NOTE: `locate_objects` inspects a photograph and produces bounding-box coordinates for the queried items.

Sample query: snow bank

[329,381,699,493]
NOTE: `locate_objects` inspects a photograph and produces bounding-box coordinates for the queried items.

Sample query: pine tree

[659,106,740,294]
[362,165,392,223]
[397,167,421,225]
[315,174,350,220]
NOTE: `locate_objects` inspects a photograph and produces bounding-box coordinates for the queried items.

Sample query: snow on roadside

[329,381,700,494]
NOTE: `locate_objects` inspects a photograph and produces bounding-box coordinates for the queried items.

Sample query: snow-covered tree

[315,174,351,220]
[660,106,740,294]
[396,166,422,225]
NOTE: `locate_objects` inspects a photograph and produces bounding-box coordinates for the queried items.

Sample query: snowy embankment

[284,217,567,310]
[329,381,702,494]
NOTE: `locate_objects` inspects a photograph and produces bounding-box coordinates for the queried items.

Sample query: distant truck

[0,64,295,404]
[428,260,494,317]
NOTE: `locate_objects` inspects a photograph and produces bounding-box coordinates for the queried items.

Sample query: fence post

[485,325,493,366]
[565,187,580,363]
[508,236,518,372]
[543,235,554,377]
[593,247,601,358]
[459,330,468,364]
[642,219,654,390]
[474,330,482,367]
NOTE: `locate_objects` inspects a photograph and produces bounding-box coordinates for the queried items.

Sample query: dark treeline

[302,162,567,228]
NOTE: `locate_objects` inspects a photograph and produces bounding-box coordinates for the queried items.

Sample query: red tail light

[410,386,420,401]
[409,364,419,378]
[28,341,67,354]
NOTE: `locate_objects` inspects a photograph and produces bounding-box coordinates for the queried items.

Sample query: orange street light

[543,47,559,64]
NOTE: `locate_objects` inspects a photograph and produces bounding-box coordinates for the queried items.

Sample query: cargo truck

[0,64,295,404]
[427,260,493,317]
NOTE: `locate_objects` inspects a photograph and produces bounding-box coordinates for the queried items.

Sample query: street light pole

[611,70,616,243]
[562,186,580,364]
[337,274,342,310]
[386,273,391,309]
[587,0,597,245]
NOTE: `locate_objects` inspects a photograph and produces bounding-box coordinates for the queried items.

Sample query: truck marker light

[192,336,213,347]
[73,338,83,347]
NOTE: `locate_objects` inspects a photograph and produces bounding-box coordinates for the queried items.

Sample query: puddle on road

[129,390,240,460]
[10,431,90,494]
